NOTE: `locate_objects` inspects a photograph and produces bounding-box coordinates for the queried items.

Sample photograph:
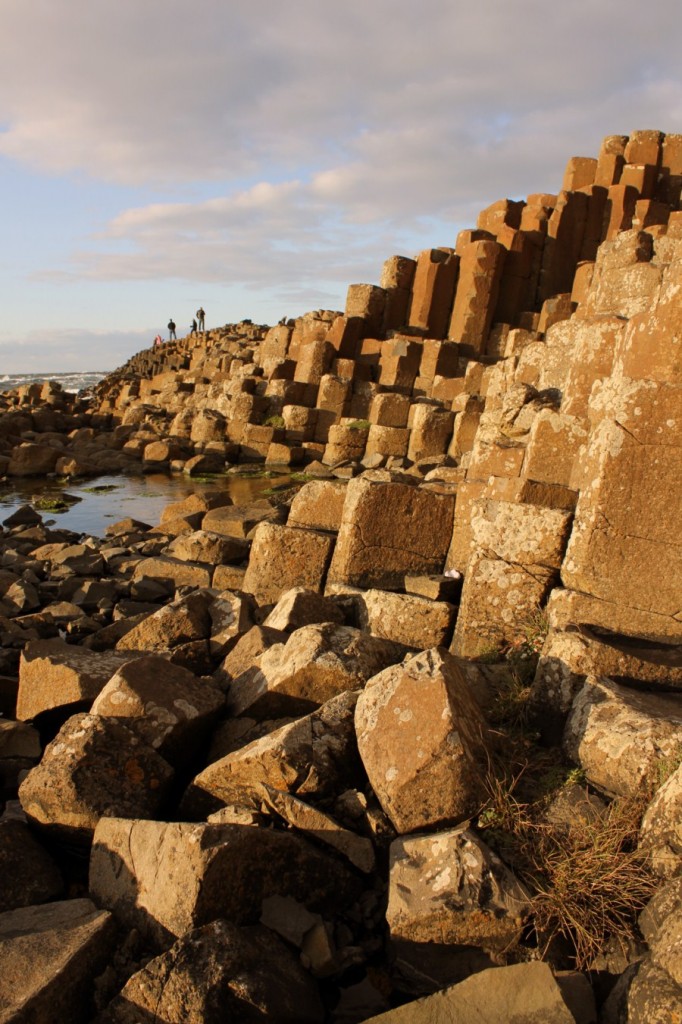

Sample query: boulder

[181,690,361,819]
[355,589,456,649]
[242,523,335,607]
[131,555,212,589]
[327,477,455,590]
[115,591,212,652]
[7,443,60,476]
[19,713,174,840]
[361,961,585,1023]
[212,623,287,691]
[97,919,324,1024]
[226,622,402,719]
[90,655,225,766]
[165,530,248,565]
[16,639,137,721]
[0,899,116,1024]
[355,649,490,833]
[287,479,348,532]
[640,763,682,878]
[386,826,530,958]
[563,676,682,798]
[89,817,363,948]
[263,587,345,632]
[259,786,375,874]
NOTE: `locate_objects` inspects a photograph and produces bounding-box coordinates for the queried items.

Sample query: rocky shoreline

[1,130,681,1023]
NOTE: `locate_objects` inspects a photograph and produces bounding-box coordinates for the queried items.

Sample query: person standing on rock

[167,318,176,341]
[190,318,198,335]
[196,307,205,332]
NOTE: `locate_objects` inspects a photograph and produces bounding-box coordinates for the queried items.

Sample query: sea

[0,370,108,394]
[0,368,294,535]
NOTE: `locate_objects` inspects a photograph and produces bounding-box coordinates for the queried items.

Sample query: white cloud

[1,0,682,365]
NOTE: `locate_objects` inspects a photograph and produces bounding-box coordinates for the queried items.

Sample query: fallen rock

[242,522,335,606]
[259,785,375,873]
[386,826,530,964]
[355,588,456,649]
[90,655,225,766]
[16,639,138,721]
[97,919,324,1024]
[19,713,175,841]
[181,690,361,819]
[115,591,212,652]
[355,648,490,833]
[361,961,585,1023]
[263,586,345,632]
[0,898,116,1024]
[0,819,63,911]
[227,622,403,719]
[563,676,682,798]
[327,477,455,590]
[89,817,363,948]
[640,762,682,878]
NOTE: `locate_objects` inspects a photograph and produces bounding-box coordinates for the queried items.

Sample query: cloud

[0,327,155,374]
[1,0,682,359]
[1,0,680,190]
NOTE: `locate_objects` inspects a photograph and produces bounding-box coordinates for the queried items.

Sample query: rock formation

[0,129,681,1022]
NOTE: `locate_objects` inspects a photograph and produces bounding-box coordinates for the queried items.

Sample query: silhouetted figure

[196,307,205,331]
[167,319,176,341]
[190,319,198,334]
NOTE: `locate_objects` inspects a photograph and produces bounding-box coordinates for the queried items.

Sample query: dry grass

[475,607,657,969]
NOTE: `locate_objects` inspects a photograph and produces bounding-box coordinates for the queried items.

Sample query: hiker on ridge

[190,319,198,334]
[196,307,205,331]
[167,318,176,341]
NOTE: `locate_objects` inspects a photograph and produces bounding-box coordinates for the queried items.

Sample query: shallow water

[0,469,294,538]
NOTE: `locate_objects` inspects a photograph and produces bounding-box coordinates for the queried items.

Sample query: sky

[0,0,680,373]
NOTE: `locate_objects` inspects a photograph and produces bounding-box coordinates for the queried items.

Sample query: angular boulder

[19,713,174,840]
[227,622,402,719]
[0,899,116,1024]
[97,919,324,1024]
[355,649,490,833]
[16,640,137,721]
[89,817,363,948]
[90,655,225,766]
[327,477,455,590]
[182,690,361,819]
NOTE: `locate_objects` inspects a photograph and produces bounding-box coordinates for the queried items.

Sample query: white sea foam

[0,370,108,394]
